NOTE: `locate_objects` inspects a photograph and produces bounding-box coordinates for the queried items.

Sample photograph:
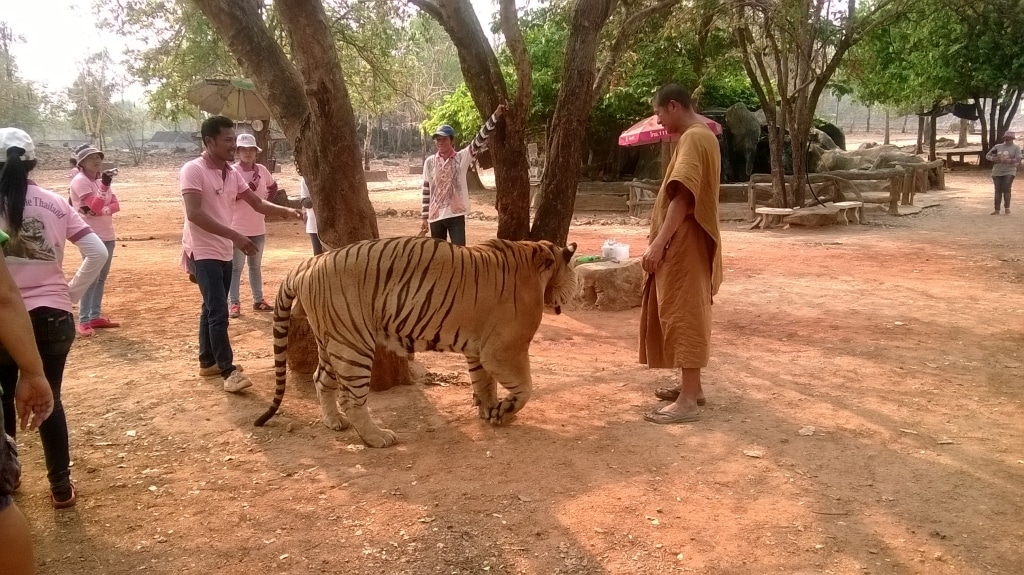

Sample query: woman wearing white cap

[986,131,1020,215]
[69,145,122,336]
[228,133,278,317]
[0,127,108,509]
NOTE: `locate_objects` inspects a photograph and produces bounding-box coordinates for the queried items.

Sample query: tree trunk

[193,0,411,388]
[915,115,925,155]
[884,109,890,145]
[957,118,969,148]
[766,121,788,207]
[976,96,990,166]
[866,106,872,133]
[902,114,909,133]
[928,113,938,162]
[466,166,486,191]
[255,123,271,167]
[530,0,619,244]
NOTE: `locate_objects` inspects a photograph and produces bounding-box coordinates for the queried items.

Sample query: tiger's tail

[254,270,299,427]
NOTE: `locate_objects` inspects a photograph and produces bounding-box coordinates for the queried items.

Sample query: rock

[574,258,643,311]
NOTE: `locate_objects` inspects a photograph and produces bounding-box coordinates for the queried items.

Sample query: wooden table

[943,148,984,166]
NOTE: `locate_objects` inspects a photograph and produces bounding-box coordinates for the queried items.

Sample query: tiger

[254,236,578,448]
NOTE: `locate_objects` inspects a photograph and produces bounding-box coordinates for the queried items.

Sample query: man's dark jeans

[190,257,237,378]
[0,307,76,496]
[429,215,467,246]
[993,175,1014,211]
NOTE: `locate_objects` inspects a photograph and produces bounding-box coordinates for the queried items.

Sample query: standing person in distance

[0,127,109,509]
[420,103,506,245]
[69,145,122,336]
[178,116,303,393]
[986,131,1021,215]
[228,133,278,318]
[298,176,323,255]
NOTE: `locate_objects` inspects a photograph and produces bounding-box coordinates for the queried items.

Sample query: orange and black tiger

[254,236,578,447]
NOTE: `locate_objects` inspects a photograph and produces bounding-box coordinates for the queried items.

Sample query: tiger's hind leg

[324,338,397,448]
[313,352,349,431]
[480,349,534,425]
[466,354,498,421]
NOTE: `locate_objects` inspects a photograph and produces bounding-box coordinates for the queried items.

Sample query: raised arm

[466,102,507,158]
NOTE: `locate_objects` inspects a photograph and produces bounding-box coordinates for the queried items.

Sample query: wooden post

[888,166,904,215]
[901,168,914,205]
[936,160,946,190]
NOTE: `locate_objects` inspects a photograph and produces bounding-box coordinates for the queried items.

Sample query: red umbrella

[618,114,722,146]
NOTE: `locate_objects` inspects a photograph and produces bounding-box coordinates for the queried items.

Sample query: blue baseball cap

[432,125,455,139]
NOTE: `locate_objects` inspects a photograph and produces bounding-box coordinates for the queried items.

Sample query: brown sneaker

[51,484,77,510]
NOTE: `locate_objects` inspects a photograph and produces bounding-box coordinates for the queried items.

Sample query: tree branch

[591,0,679,101]
[406,0,444,24]
[498,0,532,115]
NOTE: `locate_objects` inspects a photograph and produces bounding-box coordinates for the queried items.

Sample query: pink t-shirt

[69,172,119,241]
[230,162,274,236]
[179,154,249,262]
[2,182,93,312]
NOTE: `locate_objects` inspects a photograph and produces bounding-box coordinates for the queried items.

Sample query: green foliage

[0,23,47,131]
[427,0,757,142]
[422,84,482,143]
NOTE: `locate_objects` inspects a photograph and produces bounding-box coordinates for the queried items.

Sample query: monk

[639,83,724,424]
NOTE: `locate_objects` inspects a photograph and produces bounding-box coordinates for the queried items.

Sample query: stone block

[574,258,643,311]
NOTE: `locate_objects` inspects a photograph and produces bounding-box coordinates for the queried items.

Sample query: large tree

[731,0,909,208]
[410,0,678,244]
[0,23,47,131]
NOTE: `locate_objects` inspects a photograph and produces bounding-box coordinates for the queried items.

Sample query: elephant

[722,103,762,182]
[815,121,846,150]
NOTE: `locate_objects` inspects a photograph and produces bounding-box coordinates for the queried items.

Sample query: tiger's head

[537,241,578,315]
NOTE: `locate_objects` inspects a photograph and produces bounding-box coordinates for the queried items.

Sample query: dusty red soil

[11,153,1023,575]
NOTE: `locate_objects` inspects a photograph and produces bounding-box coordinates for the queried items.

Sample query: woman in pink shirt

[69,145,121,336]
[0,128,108,509]
[228,133,277,317]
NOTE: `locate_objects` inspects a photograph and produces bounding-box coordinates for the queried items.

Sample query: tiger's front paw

[359,427,398,448]
[321,411,350,431]
[473,392,498,421]
[487,397,520,425]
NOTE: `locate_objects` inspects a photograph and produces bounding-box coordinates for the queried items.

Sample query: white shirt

[299,178,317,234]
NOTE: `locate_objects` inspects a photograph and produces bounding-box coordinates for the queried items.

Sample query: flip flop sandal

[644,407,701,425]
[653,387,706,406]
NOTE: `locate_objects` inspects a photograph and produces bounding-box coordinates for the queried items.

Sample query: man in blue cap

[421,102,506,244]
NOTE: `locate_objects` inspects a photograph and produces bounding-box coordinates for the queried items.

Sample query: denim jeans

[310,233,324,256]
[993,175,1014,211]
[229,234,266,304]
[0,307,76,495]
[429,215,467,246]
[189,257,237,378]
[79,240,115,324]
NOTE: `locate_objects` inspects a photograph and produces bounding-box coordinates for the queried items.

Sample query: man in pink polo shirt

[179,116,302,393]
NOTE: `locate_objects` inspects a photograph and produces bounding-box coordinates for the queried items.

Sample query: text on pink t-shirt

[2,183,93,312]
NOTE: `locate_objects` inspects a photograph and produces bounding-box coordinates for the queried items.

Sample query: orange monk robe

[639,122,724,369]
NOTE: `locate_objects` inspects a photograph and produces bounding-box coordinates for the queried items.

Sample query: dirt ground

[11,141,1023,575]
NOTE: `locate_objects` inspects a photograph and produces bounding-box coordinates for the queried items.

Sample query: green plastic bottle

[576,255,602,264]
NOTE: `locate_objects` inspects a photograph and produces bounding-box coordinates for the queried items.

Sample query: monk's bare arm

[651,181,695,251]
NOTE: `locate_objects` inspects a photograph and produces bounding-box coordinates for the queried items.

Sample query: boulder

[574,258,643,311]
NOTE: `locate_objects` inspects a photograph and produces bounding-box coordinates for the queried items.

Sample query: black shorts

[0,390,20,512]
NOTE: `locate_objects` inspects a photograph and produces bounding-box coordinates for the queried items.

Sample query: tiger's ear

[562,243,577,263]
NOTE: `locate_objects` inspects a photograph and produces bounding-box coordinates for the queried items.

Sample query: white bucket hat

[0,128,37,162]
[235,133,262,152]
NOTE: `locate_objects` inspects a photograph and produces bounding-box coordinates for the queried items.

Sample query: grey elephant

[723,103,762,182]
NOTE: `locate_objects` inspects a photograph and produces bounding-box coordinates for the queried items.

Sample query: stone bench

[753,207,795,229]
[574,258,642,311]
[832,201,865,225]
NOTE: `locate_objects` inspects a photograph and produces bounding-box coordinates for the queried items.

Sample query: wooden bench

[753,207,795,229]
[832,201,865,225]
[625,181,659,217]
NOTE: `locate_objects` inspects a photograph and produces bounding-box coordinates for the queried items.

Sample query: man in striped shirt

[421,103,506,245]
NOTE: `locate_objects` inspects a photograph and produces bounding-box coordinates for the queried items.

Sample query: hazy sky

[6,0,500,99]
